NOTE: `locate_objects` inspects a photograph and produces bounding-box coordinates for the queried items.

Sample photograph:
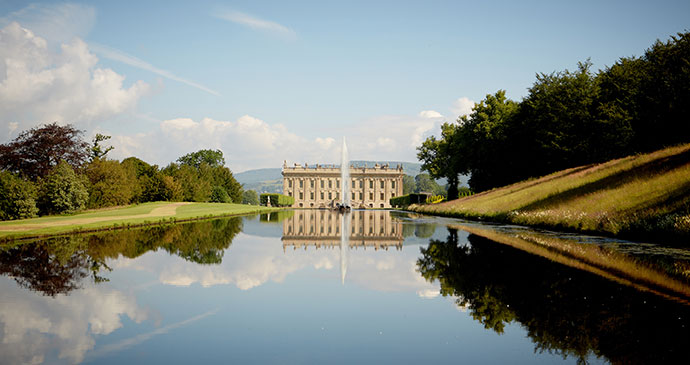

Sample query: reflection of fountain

[334,137,351,212]
[340,212,350,284]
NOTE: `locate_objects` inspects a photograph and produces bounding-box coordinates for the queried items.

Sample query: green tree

[515,61,600,177]
[90,133,114,161]
[84,159,137,208]
[164,150,242,203]
[0,171,38,220]
[414,173,445,195]
[162,163,211,202]
[417,122,463,200]
[597,32,690,154]
[122,157,170,202]
[459,90,520,191]
[161,175,183,201]
[402,174,416,195]
[37,161,89,215]
[177,149,225,169]
[242,190,259,205]
[210,165,242,203]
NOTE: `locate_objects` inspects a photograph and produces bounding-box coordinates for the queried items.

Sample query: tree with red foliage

[0,123,89,180]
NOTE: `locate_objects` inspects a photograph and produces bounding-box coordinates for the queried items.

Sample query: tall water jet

[340,137,350,208]
[339,137,351,284]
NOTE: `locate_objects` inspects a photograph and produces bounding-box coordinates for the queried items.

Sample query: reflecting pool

[1,210,689,364]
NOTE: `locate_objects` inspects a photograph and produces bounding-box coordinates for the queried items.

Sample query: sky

[0,0,688,172]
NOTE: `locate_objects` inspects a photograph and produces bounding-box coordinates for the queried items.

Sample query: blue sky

[1,1,688,171]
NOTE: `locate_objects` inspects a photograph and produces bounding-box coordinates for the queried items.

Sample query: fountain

[339,137,351,284]
[335,137,351,212]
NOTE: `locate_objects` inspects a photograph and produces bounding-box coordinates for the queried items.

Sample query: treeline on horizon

[418,32,690,196]
[0,123,250,221]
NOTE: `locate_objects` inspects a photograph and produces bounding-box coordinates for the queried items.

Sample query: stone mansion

[282,162,404,208]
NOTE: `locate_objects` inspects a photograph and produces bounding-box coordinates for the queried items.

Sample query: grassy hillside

[410,144,690,241]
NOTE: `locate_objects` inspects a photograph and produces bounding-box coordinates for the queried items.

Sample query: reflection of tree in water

[0,217,244,295]
[402,222,436,238]
[417,228,690,364]
[260,210,295,223]
[160,217,242,265]
[0,237,95,296]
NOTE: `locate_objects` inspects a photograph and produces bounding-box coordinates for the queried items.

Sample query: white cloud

[110,115,341,171]
[342,113,441,162]
[108,109,449,170]
[419,110,443,119]
[90,44,221,96]
[375,137,396,151]
[0,22,149,141]
[450,96,475,118]
[86,309,217,362]
[0,3,95,45]
[417,289,440,299]
[0,281,148,364]
[315,137,336,150]
[114,226,440,296]
[215,11,296,39]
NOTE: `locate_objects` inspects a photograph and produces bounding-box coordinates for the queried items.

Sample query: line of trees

[418,32,690,195]
[402,173,447,196]
[0,123,244,220]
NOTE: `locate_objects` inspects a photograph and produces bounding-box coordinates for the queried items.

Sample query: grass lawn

[0,202,277,240]
[410,143,690,240]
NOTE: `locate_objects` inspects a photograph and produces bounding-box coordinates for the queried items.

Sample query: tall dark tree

[417,122,463,200]
[598,32,690,153]
[457,90,519,191]
[516,61,600,176]
[0,123,89,180]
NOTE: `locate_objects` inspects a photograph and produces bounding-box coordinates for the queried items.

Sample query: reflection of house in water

[282,210,403,251]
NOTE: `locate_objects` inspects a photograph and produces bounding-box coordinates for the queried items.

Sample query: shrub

[210,186,231,203]
[260,193,294,207]
[390,193,432,207]
[242,190,259,205]
[38,161,88,215]
[0,171,38,220]
[390,195,411,207]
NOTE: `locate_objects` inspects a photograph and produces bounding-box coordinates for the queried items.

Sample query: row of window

[287,226,398,235]
[290,191,396,201]
[288,178,396,189]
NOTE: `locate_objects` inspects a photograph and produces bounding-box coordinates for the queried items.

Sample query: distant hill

[234,168,282,185]
[235,160,454,194]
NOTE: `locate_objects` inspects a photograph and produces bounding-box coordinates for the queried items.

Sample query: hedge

[260,193,294,207]
[390,193,431,208]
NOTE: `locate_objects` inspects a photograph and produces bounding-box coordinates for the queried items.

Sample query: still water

[1,210,689,364]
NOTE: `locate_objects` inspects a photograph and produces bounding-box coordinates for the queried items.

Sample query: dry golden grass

[412,144,690,239]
